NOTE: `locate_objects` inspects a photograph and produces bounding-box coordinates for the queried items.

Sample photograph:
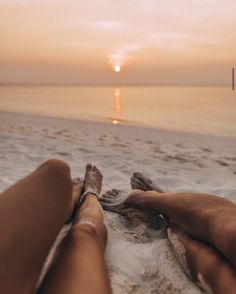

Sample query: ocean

[0,85,235,137]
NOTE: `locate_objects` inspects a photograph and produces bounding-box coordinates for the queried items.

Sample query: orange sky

[0,0,236,85]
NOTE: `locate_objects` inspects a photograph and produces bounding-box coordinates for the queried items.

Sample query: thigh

[0,159,72,294]
[168,224,236,294]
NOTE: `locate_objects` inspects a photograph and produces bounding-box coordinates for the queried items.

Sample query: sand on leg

[38,164,112,294]
[0,159,84,294]
[131,173,236,292]
[168,224,236,293]
[100,172,164,214]
[101,172,236,269]
[127,190,236,269]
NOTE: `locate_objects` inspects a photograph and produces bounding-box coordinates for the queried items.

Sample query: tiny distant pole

[232,67,235,91]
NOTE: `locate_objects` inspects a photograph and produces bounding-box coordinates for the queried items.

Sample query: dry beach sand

[0,111,236,293]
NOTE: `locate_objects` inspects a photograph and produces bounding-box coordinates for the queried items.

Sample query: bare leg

[0,159,82,294]
[102,173,236,267]
[101,172,236,293]
[168,224,236,294]
[38,165,112,294]
[126,191,236,268]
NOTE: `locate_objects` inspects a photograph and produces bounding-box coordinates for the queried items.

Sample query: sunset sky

[0,0,236,85]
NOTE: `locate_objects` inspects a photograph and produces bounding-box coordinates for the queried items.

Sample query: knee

[39,158,70,174]
[37,159,71,185]
[71,223,107,247]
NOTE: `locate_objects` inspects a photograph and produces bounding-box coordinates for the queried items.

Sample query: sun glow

[114,65,121,73]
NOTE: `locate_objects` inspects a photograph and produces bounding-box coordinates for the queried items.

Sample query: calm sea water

[0,85,235,137]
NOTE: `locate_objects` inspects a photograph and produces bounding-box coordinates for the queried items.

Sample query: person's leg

[0,159,82,294]
[101,172,236,269]
[38,164,112,294]
[130,173,236,293]
[128,191,236,267]
[168,224,236,294]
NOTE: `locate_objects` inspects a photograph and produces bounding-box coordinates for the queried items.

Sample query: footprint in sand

[163,155,188,164]
[45,135,57,140]
[113,136,120,141]
[54,131,62,135]
[145,140,154,145]
[224,157,236,162]
[54,151,72,157]
[76,148,93,154]
[111,143,127,148]
[175,143,183,148]
[201,147,212,153]
[214,159,229,167]
[151,146,164,154]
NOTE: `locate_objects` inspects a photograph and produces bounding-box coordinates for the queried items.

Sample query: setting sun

[112,119,119,124]
[114,65,121,73]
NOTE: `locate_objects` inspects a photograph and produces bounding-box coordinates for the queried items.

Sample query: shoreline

[1,84,235,139]
[1,110,236,143]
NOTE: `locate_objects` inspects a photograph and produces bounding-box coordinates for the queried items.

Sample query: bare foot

[84,163,103,195]
[100,189,146,215]
[72,165,107,249]
[100,189,128,214]
[66,177,84,223]
[131,172,164,193]
[100,189,166,230]
[100,172,164,214]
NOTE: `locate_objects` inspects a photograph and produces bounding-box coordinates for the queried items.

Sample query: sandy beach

[0,111,236,293]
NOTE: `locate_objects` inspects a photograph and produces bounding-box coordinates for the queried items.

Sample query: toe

[130,176,135,184]
[102,192,112,199]
[113,188,121,193]
[105,190,114,196]
[93,165,103,178]
[133,172,143,179]
[97,167,103,177]
[99,197,112,204]
[106,189,118,196]
[111,189,120,196]
[130,177,142,189]
[86,163,92,173]
[102,189,120,198]
[72,177,81,185]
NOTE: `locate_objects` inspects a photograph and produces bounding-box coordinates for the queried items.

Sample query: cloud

[108,44,145,65]
[70,20,126,31]
[108,31,221,65]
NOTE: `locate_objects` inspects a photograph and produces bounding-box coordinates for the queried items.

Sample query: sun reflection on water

[112,88,123,125]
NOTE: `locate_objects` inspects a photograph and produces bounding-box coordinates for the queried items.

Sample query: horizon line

[0,82,231,87]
